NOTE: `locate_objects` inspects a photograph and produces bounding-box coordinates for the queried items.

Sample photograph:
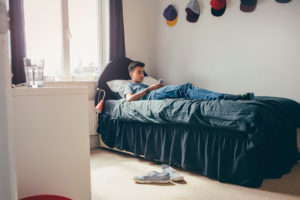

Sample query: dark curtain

[109,0,126,61]
[9,0,26,84]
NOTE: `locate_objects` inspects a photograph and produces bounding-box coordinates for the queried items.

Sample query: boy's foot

[162,164,184,182]
[240,92,254,100]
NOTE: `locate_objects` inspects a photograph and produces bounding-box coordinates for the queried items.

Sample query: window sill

[44,80,97,84]
[43,81,97,88]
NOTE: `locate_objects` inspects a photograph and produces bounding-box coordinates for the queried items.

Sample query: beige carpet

[90,149,300,200]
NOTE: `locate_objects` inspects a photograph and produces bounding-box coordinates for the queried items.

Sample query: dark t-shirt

[123,82,149,100]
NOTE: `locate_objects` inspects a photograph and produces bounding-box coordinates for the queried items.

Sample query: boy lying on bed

[124,61,254,102]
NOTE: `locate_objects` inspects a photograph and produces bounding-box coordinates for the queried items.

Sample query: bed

[95,57,300,187]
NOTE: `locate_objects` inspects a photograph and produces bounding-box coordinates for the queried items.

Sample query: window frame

[61,0,71,79]
[62,0,103,81]
[25,0,105,81]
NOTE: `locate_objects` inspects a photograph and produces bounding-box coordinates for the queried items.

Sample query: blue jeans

[146,83,225,100]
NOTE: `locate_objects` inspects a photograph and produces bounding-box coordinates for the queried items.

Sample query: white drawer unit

[12,87,91,200]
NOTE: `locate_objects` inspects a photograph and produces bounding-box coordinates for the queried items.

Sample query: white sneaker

[162,164,184,182]
[133,171,170,184]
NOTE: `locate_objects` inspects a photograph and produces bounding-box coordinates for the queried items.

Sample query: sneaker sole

[170,177,184,182]
[133,179,170,184]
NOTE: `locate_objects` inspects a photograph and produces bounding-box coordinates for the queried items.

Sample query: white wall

[123,0,158,76]
[124,0,300,101]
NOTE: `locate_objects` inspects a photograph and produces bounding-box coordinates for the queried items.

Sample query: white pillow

[142,76,159,85]
[106,76,159,96]
[107,79,131,94]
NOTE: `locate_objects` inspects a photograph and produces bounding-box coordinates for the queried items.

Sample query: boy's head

[128,61,145,83]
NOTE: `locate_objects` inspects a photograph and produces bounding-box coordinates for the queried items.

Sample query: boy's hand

[148,83,163,91]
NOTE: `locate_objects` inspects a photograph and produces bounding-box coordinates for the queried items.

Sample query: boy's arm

[125,83,163,102]
[125,90,148,102]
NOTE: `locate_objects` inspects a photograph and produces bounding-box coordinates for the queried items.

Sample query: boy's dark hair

[128,61,145,73]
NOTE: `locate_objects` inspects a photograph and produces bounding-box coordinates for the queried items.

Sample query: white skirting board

[90,134,100,150]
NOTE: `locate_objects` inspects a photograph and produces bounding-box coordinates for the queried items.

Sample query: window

[24,0,102,81]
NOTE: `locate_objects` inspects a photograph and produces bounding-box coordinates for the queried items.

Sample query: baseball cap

[185,0,200,23]
[240,0,257,12]
[211,0,226,10]
[211,6,226,17]
[275,0,292,3]
[210,0,226,17]
[275,0,292,2]
[163,5,178,27]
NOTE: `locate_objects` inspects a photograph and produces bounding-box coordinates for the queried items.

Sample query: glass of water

[24,58,45,88]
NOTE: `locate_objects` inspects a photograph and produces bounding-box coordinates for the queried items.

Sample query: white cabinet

[12,87,91,200]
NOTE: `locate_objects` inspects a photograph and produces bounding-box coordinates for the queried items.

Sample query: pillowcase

[143,76,159,86]
[106,79,130,94]
[106,76,159,96]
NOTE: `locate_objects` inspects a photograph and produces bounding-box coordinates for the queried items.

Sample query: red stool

[20,195,71,200]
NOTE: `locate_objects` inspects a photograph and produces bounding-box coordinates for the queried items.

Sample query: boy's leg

[148,84,204,99]
[147,83,254,100]
[182,83,255,101]
[146,85,179,100]
[179,83,224,100]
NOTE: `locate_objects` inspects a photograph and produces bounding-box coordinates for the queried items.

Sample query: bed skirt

[98,114,299,187]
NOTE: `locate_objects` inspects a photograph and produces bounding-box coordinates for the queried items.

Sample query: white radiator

[88,100,97,135]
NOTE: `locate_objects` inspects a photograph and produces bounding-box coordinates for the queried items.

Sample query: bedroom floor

[90,149,300,200]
